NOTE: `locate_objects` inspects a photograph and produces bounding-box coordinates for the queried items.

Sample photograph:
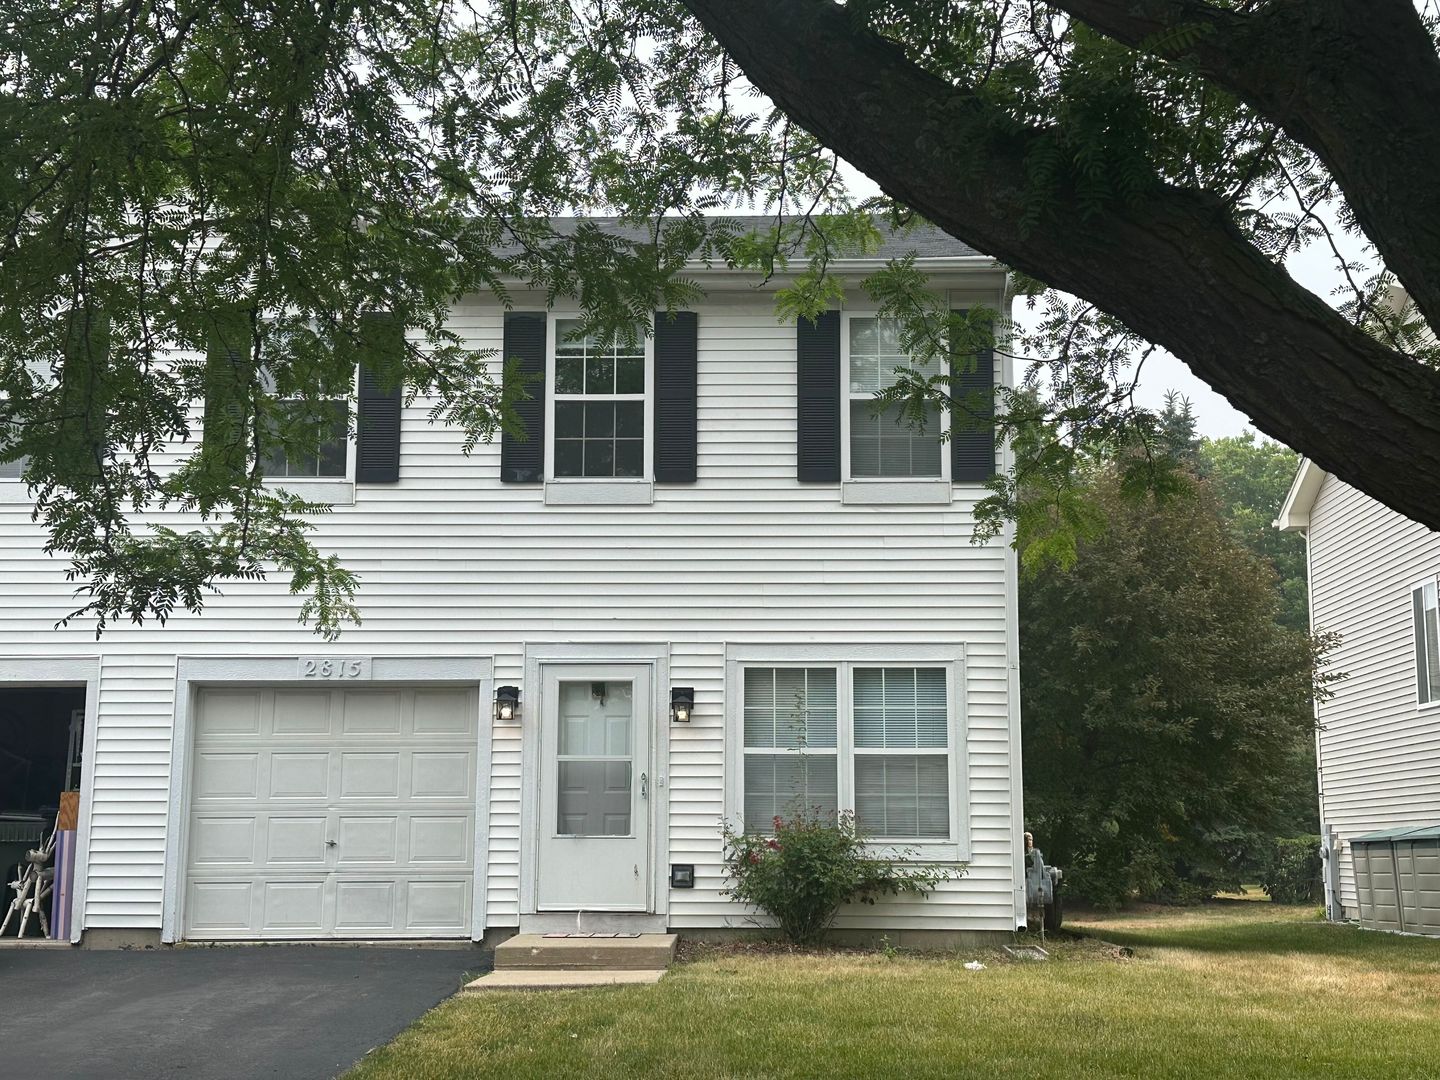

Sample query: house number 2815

[298,657,371,680]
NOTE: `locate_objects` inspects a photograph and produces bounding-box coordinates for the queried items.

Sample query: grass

[347,902,1440,1079]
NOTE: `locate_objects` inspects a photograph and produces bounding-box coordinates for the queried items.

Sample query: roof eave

[1274,458,1327,533]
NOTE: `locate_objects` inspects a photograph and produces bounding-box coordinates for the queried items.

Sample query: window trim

[725,643,969,862]
[839,311,950,485]
[1413,576,1440,710]
[543,312,654,485]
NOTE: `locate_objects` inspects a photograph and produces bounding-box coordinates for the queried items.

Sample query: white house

[0,219,1025,947]
[1277,460,1440,933]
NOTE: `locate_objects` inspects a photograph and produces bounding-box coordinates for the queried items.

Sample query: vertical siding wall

[1308,475,1440,916]
[0,288,1018,933]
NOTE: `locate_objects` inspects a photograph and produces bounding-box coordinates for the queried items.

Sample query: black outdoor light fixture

[669,687,695,723]
[494,685,520,723]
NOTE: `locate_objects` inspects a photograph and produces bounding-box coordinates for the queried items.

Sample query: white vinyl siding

[1306,472,1440,919]
[0,282,1017,936]
[846,317,943,479]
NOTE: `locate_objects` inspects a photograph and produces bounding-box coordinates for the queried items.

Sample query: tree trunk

[681,0,1440,530]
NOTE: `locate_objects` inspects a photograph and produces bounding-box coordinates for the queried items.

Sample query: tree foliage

[4,0,1440,633]
[1197,433,1309,632]
[1020,464,1332,906]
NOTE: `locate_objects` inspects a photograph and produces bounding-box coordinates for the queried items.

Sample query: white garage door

[183,686,478,940]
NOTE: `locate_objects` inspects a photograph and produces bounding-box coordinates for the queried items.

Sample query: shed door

[183,686,478,940]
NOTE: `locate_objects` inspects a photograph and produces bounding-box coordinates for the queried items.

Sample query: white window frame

[725,643,969,862]
[840,312,950,490]
[1413,577,1440,710]
[258,368,357,504]
[543,313,654,502]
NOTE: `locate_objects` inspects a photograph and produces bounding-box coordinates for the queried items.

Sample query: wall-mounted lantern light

[494,685,520,723]
[669,687,694,724]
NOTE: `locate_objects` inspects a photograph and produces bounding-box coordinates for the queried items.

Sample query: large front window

[553,320,646,478]
[847,317,943,479]
[740,663,954,842]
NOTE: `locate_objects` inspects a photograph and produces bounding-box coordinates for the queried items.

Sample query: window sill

[262,479,355,506]
[544,480,654,506]
[0,480,30,504]
[841,479,952,505]
[863,841,967,863]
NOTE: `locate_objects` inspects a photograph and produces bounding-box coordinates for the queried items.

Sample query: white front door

[537,664,652,911]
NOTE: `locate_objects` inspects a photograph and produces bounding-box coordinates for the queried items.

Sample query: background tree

[1020,451,1330,905]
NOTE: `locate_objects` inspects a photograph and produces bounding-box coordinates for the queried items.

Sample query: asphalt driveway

[2,944,488,1080]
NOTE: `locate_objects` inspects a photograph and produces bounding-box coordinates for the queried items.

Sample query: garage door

[183,686,478,940]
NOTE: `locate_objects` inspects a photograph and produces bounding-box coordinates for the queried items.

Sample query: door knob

[325,840,337,848]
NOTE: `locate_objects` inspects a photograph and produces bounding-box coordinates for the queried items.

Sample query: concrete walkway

[1,944,488,1080]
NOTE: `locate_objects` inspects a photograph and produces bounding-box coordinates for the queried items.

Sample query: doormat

[541,932,643,939]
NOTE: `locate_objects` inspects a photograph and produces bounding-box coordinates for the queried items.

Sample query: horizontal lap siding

[1308,476,1440,915]
[0,292,1016,932]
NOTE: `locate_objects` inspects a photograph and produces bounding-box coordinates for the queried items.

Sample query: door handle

[640,772,648,800]
[325,840,337,848]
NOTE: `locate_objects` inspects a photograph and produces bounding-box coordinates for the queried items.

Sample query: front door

[537,664,652,911]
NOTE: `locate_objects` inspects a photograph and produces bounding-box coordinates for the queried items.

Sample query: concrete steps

[464,932,678,992]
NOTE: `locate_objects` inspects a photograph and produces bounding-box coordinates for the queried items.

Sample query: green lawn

[348,903,1440,1079]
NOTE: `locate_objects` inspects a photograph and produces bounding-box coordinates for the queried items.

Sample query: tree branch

[1051,0,1440,335]
[680,0,1440,529]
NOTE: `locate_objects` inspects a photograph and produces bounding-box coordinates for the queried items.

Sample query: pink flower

[747,851,761,865]
[766,839,781,850]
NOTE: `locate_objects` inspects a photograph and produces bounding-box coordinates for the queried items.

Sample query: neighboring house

[0,219,1025,947]
[1277,459,1440,932]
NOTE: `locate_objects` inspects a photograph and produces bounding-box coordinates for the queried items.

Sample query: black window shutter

[201,310,251,480]
[57,309,112,483]
[950,310,996,483]
[356,312,403,483]
[500,312,546,483]
[796,310,841,482]
[653,310,698,483]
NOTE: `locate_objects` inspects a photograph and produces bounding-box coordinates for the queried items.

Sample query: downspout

[1303,525,1340,922]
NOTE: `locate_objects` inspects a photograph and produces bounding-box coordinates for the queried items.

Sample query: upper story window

[845,317,944,480]
[1414,579,1440,705]
[552,319,647,479]
[257,370,350,480]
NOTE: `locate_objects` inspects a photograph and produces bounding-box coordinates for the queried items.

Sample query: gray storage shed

[1351,825,1440,936]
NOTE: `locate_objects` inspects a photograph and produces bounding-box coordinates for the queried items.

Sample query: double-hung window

[737,659,959,850]
[258,371,349,480]
[846,316,944,479]
[1414,579,1440,706]
[552,319,646,479]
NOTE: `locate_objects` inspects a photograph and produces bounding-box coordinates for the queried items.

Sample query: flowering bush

[721,810,959,945]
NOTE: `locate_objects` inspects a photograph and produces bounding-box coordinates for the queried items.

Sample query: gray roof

[535,215,981,261]
[1352,824,1440,843]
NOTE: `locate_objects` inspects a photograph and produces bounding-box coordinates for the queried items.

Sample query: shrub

[721,810,960,945]
[1261,835,1323,903]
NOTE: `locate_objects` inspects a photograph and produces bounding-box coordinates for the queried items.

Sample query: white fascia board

[1275,457,1327,532]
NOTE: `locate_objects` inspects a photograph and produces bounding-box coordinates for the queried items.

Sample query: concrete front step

[494,932,678,971]
[464,968,667,992]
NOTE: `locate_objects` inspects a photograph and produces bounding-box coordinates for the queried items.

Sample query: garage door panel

[340,752,401,798]
[342,691,404,734]
[335,880,398,931]
[274,690,334,735]
[187,880,254,931]
[184,686,477,940]
[410,816,470,864]
[262,880,326,932]
[415,690,473,734]
[194,752,260,799]
[337,816,400,864]
[269,752,331,799]
[190,817,257,864]
[407,880,469,931]
[195,690,262,736]
[266,816,329,864]
[412,752,471,799]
